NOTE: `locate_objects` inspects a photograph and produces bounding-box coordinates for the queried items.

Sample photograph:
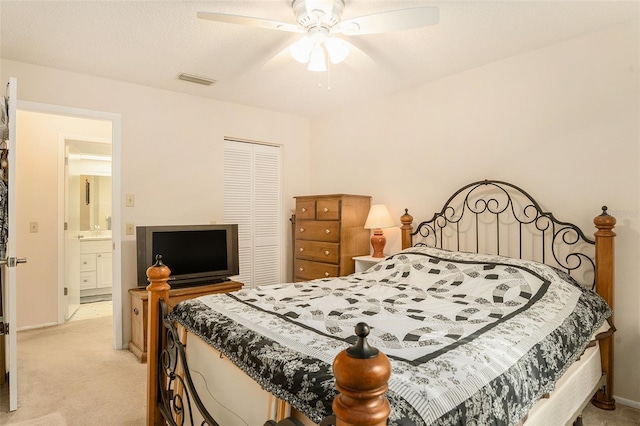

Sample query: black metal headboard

[411,179,598,288]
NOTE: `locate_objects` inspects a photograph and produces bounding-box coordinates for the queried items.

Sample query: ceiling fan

[197,0,439,72]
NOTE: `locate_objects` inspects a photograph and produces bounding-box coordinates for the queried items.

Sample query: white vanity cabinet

[80,239,112,292]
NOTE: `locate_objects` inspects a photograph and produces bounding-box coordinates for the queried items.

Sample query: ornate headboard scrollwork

[409,179,598,288]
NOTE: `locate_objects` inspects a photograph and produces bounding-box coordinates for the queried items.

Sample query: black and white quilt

[169,246,611,426]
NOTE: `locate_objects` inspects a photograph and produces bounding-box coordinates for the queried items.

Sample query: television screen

[136,224,239,287]
[153,230,228,276]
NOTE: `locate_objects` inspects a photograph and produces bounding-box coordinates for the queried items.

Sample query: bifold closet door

[224,140,281,289]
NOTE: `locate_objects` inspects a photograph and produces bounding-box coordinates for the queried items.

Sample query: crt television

[136,224,239,287]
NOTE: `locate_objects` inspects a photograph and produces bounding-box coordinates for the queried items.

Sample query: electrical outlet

[126,194,135,207]
[126,222,135,235]
[30,222,38,233]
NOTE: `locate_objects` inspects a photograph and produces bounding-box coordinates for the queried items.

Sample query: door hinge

[64,287,68,296]
[64,222,68,231]
[0,322,9,335]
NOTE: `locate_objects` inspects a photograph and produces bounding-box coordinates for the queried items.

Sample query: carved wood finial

[332,323,391,426]
[594,206,617,233]
[400,209,414,250]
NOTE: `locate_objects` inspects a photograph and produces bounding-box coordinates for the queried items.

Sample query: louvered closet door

[224,140,281,289]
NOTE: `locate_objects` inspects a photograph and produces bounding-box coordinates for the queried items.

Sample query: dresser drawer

[295,220,340,242]
[316,199,341,220]
[295,240,340,264]
[295,259,339,281]
[296,200,316,220]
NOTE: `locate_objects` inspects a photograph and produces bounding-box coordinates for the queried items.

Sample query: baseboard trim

[614,395,640,409]
[17,322,58,332]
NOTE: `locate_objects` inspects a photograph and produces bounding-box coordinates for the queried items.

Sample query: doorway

[16,102,122,349]
[64,137,113,319]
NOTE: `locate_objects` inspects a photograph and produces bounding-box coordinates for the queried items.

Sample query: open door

[64,144,81,320]
[1,77,25,411]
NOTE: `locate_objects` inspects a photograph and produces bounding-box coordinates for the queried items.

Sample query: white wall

[2,60,311,345]
[310,22,640,404]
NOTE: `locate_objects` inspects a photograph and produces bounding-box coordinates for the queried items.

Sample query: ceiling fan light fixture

[290,36,313,63]
[307,44,327,72]
[325,37,349,64]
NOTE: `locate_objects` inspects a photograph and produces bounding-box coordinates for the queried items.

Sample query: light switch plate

[126,194,135,207]
[126,222,135,235]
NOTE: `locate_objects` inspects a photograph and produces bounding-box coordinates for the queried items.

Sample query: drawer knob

[301,207,307,212]
[299,267,304,272]
[325,250,330,256]
[323,207,329,213]
[133,307,139,315]
[325,229,331,234]
[299,247,304,252]
[324,272,330,277]
[300,228,305,232]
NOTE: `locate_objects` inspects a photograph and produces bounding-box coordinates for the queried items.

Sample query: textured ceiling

[1,1,638,118]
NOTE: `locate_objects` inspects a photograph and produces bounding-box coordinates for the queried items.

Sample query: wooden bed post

[592,207,616,410]
[146,256,171,426]
[400,209,413,250]
[332,323,391,426]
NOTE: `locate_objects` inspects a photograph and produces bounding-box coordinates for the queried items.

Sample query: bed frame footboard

[145,255,392,426]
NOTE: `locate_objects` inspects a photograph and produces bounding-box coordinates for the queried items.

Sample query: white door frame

[17,100,123,349]
[59,133,112,321]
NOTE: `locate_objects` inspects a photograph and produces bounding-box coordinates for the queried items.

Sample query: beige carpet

[0,313,146,425]
[6,412,66,425]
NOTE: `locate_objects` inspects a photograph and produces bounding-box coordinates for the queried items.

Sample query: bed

[145,179,616,426]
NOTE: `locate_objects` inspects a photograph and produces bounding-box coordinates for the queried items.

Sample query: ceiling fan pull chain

[327,60,331,91]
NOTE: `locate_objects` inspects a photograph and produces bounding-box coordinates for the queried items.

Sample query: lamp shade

[364,204,395,230]
[307,44,327,72]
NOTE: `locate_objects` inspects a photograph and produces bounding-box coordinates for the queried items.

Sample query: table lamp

[364,204,395,258]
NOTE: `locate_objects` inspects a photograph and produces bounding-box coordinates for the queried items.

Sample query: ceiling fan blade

[197,12,302,33]
[336,7,439,35]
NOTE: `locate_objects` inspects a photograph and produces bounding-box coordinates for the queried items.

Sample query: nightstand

[353,255,385,272]
[128,280,242,362]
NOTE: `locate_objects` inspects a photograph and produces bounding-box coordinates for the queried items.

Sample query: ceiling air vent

[178,73,216,86]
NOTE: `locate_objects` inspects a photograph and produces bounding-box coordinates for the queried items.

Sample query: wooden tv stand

[128,280,242,362]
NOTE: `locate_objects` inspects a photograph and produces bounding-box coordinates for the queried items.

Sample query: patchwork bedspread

[169,246,611,426]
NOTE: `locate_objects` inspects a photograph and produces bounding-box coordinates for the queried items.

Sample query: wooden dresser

[293,194,371,281]
[128,281,242,362]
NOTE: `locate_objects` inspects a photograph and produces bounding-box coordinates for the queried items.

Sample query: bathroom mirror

[79,174,112,231]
